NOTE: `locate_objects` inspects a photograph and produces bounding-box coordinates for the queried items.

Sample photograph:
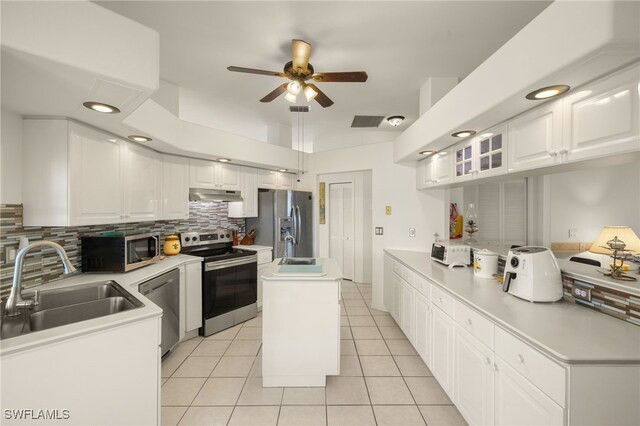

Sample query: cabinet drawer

[454,300,494,349]
[412,274,430,299]
[393,261,414,285]
[495,327,566,407]
[431,285,454,317]
[257,250,273,265]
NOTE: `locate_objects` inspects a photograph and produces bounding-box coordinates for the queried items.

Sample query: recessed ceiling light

[525,85,570,100]
[419,150,434,156]
[218,158,231,163]
[278,169,287,172]
[479,133,493,138]
[83,101,120,114]
[128,135,152,142]
[387,116,405,127]
[451,130,476,138]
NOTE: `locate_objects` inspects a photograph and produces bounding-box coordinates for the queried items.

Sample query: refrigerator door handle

[290,206,297,244]
[295,205,301,246]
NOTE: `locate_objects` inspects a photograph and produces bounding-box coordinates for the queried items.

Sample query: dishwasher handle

[140,278,174,296]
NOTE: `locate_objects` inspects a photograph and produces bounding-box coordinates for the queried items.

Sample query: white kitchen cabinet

[391,274,402,324]
[228,167,259,218]
[454,325,495,426]
[257,169,296,190]
[417,149,453,189]
[431,304,455,398]
[400,280,415,342]
[189,159,241,190]
[383,254,395,312]
[122,143,160,223]
[257,249,273,311]
[1,317,160,425]
[184,261,203,333]
[507,100,563,172]
[562,64,639,163]
[23,119,162,226]
[414,292,432,366]
[453,138,476,182]
[494,356,564,426]
[475,126,507,178]
[161,155,190,220]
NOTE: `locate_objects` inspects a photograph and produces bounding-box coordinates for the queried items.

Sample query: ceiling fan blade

[311,71,368,83]
[260,83,289,103]
[228,66,286,77]
[291,39,311,73]
[306,83,334,108]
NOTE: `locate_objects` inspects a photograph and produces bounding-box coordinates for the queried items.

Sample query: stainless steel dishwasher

[139,268,180,356]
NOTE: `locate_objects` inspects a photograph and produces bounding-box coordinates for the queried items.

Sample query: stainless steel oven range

[180,230,258,336]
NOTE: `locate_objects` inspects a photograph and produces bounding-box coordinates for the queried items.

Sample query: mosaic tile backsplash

[0,203,245,297]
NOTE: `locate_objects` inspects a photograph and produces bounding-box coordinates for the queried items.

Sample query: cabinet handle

[558,148,568,155]
[465,318,472,326]
[517,354,525,363]
[548,150,558,156]
[484,357,491,365]
[493,363,499,372]
[438,297,443,304]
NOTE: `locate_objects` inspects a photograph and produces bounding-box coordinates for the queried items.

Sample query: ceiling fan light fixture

[284,92,298,103]
[287,81,301,95]
[451,130,476,138]
[303,84,318,101]
[387,116,405,127]
[525,84,570,100]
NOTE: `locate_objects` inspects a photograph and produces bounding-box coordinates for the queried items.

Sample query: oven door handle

[205,255,258,271]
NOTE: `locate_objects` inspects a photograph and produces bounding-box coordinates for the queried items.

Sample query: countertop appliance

[502,246,563,302]
[431,242,471,266]
[81,232,160,273]
[139,268,180,356]
[180,230,257,336]
[246,189,313,260]
[473,248,499,279]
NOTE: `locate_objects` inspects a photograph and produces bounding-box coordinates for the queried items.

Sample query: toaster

[430,242,471,266]
[502,246,563,302]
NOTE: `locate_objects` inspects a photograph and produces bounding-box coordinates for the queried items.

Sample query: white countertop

[0,254,202,356]
[233,245,274,252]
[262,258,342,281]
[385,249,640,364]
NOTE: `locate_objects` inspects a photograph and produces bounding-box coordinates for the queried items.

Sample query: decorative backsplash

[0,203,245,297]
[562,276,640,327]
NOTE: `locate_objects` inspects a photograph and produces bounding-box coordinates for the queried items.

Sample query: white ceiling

[95,1,551,153]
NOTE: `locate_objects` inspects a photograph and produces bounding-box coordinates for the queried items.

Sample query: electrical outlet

[5,247,16,262]
[385,206,392,215]
[568,229,577,238]
[375,227,384,236]
[572,283,592,302]
[409,228,416,237]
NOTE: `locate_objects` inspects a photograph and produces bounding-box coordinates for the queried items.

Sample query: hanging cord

[301,112,305,177]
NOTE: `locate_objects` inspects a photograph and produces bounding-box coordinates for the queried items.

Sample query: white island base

[262,258,341,387]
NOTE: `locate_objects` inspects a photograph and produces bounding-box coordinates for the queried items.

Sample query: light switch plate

[409,228,415,237]
[385,206,392,215]
[375,227,384,235]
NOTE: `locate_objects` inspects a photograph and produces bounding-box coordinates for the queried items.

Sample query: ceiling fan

[227,39,368,108]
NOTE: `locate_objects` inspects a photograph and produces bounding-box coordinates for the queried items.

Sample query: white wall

[548,162,640,243]
[298,141,446,311]
[1,108,23,204]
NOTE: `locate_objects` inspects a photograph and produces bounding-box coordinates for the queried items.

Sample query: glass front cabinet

[453,125,507,182]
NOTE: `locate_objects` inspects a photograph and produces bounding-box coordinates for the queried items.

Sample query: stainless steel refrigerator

[245,189,313,260]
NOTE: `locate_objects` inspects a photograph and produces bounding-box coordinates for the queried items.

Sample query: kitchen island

[261,258,341,387]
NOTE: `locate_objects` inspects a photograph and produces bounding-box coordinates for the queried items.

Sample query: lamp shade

[590,226,640,254]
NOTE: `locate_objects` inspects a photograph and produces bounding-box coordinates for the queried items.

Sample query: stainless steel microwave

[81,232,160,272]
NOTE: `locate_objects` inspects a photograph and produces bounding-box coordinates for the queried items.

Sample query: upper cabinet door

[68,123,124,226]
[161,155,189,220]
[434,149,453,185]
[475,126,506,179]
[189,159,217,188]
[257,169,279,189]
[453,139,476,182]
[562,65,639,163]
[217,163,241,190]
[123,143,160,222]
[416,157,435,189]
[507,100,563,172]
[228,167,258,218]
[278,172,295,189]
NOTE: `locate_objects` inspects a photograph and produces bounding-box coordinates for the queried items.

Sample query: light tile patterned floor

[161,282,467,426]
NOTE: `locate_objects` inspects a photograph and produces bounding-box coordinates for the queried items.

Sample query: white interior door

[329,182,355,280]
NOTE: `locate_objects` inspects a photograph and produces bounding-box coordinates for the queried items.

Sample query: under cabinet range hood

[189,188,243,202]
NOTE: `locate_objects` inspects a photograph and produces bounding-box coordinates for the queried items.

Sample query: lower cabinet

[414,292,431,365]
[258,263,268,310]
[391,274,402,324]
[400,280,415,342]
[494,356,564,426]
[431,305,455,398]
[454,325,495,425]
[184,262,203,334]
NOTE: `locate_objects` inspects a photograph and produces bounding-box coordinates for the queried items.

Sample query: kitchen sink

[279,258,317,266]
[1,281,144,340]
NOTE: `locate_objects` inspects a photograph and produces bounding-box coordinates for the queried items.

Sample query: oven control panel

[180,230,232,247]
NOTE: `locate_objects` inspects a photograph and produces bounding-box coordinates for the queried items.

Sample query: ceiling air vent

[289,106,310,112]
[351,115,385,128]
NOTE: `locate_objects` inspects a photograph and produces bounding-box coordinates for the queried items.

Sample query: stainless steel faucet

[4,241,77,317]
[282,233,296,263]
